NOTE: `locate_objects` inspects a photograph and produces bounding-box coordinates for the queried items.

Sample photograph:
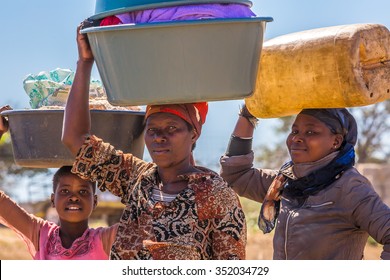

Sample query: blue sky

[1,0,390,170]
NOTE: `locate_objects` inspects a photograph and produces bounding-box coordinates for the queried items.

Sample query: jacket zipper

[284,201,334,259]
[305,201,334,208]
[284,209,296,260]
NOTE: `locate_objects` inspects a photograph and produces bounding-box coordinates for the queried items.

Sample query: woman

[61,23,246,260]
[220,105,390,259]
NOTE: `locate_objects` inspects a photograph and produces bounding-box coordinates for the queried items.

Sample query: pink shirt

[35,222,113,260]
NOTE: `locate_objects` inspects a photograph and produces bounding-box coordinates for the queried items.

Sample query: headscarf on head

[145,102,208,136]
[258,108,358,234]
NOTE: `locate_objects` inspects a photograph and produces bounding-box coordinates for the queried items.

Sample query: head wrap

[145,102,208,135]
[299,108,358,146]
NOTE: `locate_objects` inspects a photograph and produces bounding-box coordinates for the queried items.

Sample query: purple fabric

[115,4,256,24]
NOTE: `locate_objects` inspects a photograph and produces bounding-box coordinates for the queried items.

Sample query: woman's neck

[157,164,199,194]
[293,151,339,178]
[157,162,199,182]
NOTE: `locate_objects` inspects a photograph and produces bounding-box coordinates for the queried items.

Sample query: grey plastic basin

[81,17,272,106]
[1,109,145,168]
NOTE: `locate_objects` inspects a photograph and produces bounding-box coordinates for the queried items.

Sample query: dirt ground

[245,229,383,260]
[0,226,382,260]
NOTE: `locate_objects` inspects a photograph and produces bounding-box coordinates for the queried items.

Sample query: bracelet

[239,105,259,128]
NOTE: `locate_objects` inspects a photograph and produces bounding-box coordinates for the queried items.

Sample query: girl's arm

[100,223,119,256]
[0,190,43,255]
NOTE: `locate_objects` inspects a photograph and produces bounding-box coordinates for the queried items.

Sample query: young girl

[0,166,118,260]
[220,105,390,259]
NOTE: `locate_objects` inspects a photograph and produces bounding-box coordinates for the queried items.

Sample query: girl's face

[51,174,97,224]
[286,114,344,164]
[144,112,198,169]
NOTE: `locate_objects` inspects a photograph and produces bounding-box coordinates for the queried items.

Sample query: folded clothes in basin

[100,3,255,25]
[23,68,141,111]
[23,68,104,109]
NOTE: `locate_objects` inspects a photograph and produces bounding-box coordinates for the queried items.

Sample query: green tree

[350,101,390,163]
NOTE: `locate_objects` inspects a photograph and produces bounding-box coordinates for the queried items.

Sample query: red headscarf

[145,102,208,135]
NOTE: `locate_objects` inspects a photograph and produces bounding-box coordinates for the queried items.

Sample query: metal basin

[1,109,145,168]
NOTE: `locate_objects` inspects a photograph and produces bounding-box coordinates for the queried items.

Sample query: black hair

[52,166,97,193]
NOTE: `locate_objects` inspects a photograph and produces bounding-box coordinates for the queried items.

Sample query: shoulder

[40,221,59,235]
[332,167,378,200]
[94,224,119,236]
[337,167,372,189]
[95,224,119,253]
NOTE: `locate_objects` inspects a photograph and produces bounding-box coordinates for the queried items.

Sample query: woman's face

[286,114,343,164]
[144,112,198,169]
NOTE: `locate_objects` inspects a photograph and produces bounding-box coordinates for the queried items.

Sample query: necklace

[153,178,178,202]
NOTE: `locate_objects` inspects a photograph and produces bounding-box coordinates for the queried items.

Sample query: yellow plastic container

[246,23,390,118]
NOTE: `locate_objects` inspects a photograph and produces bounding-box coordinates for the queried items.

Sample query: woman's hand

[0,105,12,136]
[77,21,94,63]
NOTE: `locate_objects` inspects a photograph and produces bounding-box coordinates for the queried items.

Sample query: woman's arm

[220,105,276,202]
[62,23,95,156]
[0,105,12,139]
[345,174,390,259]
[225,105,256,157]
[72,135,152,199]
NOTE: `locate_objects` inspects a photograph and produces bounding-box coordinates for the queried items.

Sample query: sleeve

[72,135,152,200]
[343,175,390,260]
[0,190,44,257]
[219,151,277,203]
[100,223,119,256]
[210,185,247,260]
